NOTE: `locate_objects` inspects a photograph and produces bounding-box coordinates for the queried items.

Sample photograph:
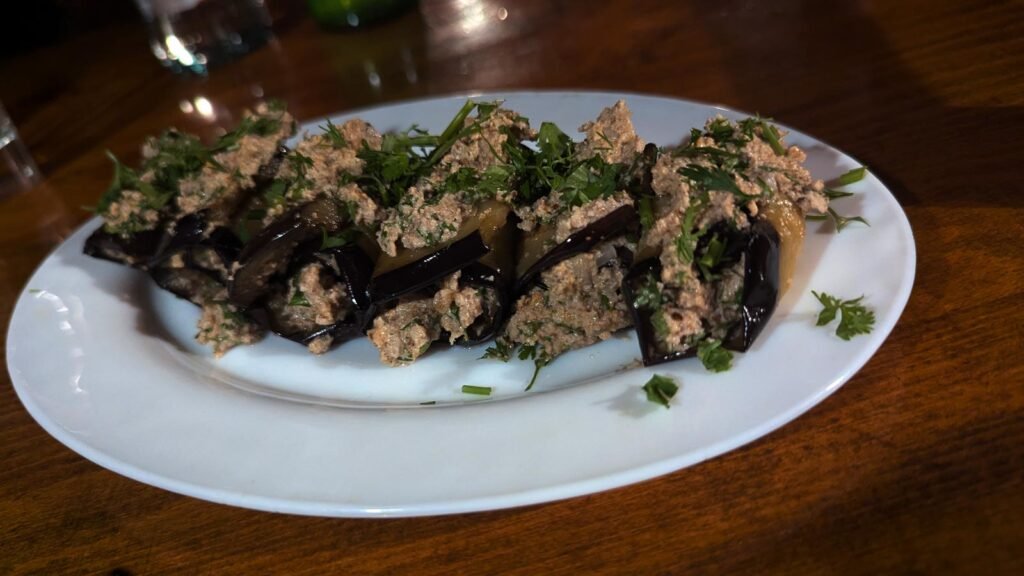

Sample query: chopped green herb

[632,273,664,310]
[697,339,733,372]
[288,292,311,307]
[642,374,679,408]
[461,385,492,396]
[824,188,855,200]
[517,344,551,391]
[807,207,870,232]
[830,166,868,187]
[321,119,348,149]
[481,338,513,361]
[419,401,437,405]
[812,291,876,340]
[760,121,786,156]
[638,196,654,231]
[320,228,355,250]
[27,288,43,295]
[697,234,726,280]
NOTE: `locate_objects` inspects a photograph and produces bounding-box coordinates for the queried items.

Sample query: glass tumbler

[0,102,41,197]
[134,0,273,74]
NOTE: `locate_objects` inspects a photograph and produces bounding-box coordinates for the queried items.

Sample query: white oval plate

[6,92,915,517]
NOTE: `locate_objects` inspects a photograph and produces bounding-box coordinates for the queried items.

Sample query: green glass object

[307,0,417,29]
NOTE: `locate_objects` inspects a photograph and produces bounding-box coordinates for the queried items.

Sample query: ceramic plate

[6,91,915,517]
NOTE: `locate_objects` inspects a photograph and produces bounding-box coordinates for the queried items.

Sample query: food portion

[85,98,840,378]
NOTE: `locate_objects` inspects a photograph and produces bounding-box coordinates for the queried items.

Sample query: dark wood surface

[2,0,1023,573]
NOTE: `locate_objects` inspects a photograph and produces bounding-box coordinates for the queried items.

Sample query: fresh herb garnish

[321,119,348,149]
[638,195,655,231]
[696,233,726,280]
[696,339,733,372]
[806,207,870,232]
[642,374,679,408]
[461,385,492,396]
[830,167,868,187]
[812,291,876,340]
[760,121,786,156]
[517,344,552,391]
[320,228,354,250]
[288,292,311,307]
[824,188,855,200]
[632,272,665,310]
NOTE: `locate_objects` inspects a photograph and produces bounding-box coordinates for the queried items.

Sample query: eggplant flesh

[83,226,163,269]
[515,204,639,295]
[625,218,781,366]
[723,218,781,352]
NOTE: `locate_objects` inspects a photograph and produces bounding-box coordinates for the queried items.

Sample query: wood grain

[1,0,1022,573]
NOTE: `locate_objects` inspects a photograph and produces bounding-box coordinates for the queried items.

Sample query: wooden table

[2,0,1022,573]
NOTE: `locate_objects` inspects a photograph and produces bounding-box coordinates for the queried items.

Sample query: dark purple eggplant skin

[515,204,639,295]
[369,230,489,304]
[83,226,163,269]
[229,198,345,308]
[622,258,694,367]
[150,266,225,306]
[723,218,781,352]
[452,261,512,346]
[625,218,781,366]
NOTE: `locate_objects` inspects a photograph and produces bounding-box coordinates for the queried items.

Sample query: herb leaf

[830,167,868,187]
[812,291,876,340]
[321,120,348,149]
[807,207,870,232]
[642,374,679,408]
[321,228,354,250]
[481,338,513,362]
[697,339,733,372]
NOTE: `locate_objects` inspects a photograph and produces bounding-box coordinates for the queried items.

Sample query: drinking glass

[134,0,273,74]
[0,102,42,197]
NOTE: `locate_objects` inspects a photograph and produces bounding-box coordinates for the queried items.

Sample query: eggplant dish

[85,99,829,377]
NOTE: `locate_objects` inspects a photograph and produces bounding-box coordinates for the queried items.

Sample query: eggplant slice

[250,240,378,346]
[622,258,696,366]
[515,204,639,295]
[723,218,781,352]
[230,198,348,309]
[83,227,163,269]
[625,217,781,366]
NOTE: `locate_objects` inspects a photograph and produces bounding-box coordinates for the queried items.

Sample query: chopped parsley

[481,338,513,361]
[812,291,876,340]
[642,374,679,408]
[696,339,733,372]
[288,292,311,307]
[320,228,355,249]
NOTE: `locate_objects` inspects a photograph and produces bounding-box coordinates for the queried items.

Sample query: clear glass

[0,102,42,197]
[134,0,273,75]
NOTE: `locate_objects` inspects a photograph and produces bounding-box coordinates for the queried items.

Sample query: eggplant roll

[625,115,827,366]
[499,100,647,363]
[365,103,533,365]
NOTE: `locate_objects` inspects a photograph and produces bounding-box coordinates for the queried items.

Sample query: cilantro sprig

[812,291,876,340]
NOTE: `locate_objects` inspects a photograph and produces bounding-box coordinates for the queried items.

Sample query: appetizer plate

[6,91,915,517]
